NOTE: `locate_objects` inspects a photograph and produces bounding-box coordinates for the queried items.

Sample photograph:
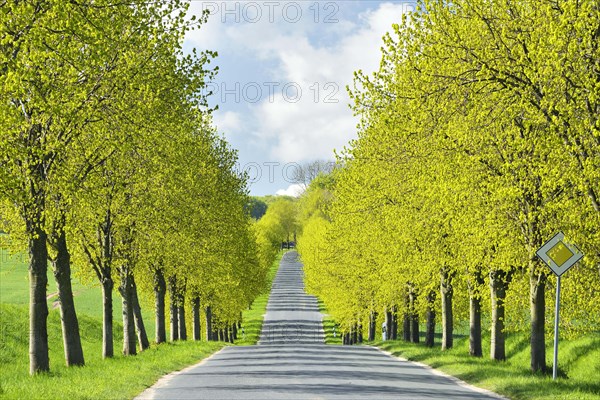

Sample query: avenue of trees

[0,0,269,374]
[298,0,600,373]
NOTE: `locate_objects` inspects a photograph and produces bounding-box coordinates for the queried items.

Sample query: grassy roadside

[0,246,284,398]
[0,303,225,399]
[374,333,600,400]
[314,289,598,399]
[234,251,284,345]
[317,299,342,345]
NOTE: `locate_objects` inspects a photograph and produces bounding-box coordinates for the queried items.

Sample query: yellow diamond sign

[536,232,583,276]
[547,242,573,267]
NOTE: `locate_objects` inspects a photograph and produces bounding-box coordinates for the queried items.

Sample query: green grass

[0,303,225,399]
[373,332,600,400]
[0,247,156,336]
[317,299,342,345]
[234,251,284,345]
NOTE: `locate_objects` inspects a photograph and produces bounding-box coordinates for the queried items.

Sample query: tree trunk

[232,321,237,341]
[490,269,510,361]
[28,226,50,374]
[192,297,201,341]
[425,290,436,348]
[403,293,411,341]
[469,271,484,357]
[119,269,136,356]
[530,267,547,372]
[391,306,398,340]
[51,229,85,366]
[440,269,454,350]
[99,210,114,357]
[205,306,213,341]
[385,309,393,341]
[101,278,114,358]
[470,294,483,357]
[358,323,363,343]
[178,298,187,341]
[410,313,419,343]
[169,277,179,341]
[131,277,149,351]
[409,290,419,343]
[368,311,377,341]
[154,268,166,344]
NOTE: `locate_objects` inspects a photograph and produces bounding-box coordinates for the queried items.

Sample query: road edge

[372,346,509,400]
[134,346,229,400]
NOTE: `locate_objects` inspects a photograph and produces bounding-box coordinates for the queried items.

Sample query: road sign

[536,231,584,380]
[536,232,583,276]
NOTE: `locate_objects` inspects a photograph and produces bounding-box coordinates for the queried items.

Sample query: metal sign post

[535,232,583,380]
[552,274,561,380]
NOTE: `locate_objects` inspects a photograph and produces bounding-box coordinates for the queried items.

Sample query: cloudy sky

[183,1,416,196]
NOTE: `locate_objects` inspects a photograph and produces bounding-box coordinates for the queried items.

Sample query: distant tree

[246,198,268,220]
[290,160,336,189]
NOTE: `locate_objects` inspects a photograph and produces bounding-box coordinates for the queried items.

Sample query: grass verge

[234,251,284,345]
[0,303,225,400]
[374,332,600,400]
[317,299,342,345]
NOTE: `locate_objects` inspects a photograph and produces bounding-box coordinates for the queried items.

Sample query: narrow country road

[137,251,503,400]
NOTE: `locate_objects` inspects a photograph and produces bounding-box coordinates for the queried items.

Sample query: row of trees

[0,0,268,374]
[298,0,599,373]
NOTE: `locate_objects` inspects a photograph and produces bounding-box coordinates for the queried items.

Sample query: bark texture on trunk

[490,270,510,361]
[154,268,167,344]
[469,270,484,357]
[403,292,411,342]
[409,289,419,343]
[530,267,547,372]
[29,227,50,374]
[50,228,85,366]
[440,269,454,350]
[131,277,149,351]
[101,279,114,358]
[470,294,483,357]
[169,277,179,341]
[368,311,377,341]
[119,268,137,356]
[193,297,201,341]
[357,323,363,343]
[425,290,436,348]
[385,309,393,341]
[391,306,398,340]
[178,300,187,341]
[205,306,213,341]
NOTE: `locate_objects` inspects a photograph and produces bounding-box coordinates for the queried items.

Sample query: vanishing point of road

[137,251,504,400]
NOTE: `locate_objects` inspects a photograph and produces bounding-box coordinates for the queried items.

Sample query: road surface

[137,251,503,400]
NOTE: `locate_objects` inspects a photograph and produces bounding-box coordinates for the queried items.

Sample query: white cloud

[213,111,242,135]
[248,2,407,162]
[276,184,305,197]
[183,2,408,194]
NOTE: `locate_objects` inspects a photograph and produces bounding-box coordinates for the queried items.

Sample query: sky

[183,1,416,196]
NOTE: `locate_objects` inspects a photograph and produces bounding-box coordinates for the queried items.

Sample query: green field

[0,247,156,336]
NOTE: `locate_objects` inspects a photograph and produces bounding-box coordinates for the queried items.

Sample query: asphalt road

[137,251,503,400]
